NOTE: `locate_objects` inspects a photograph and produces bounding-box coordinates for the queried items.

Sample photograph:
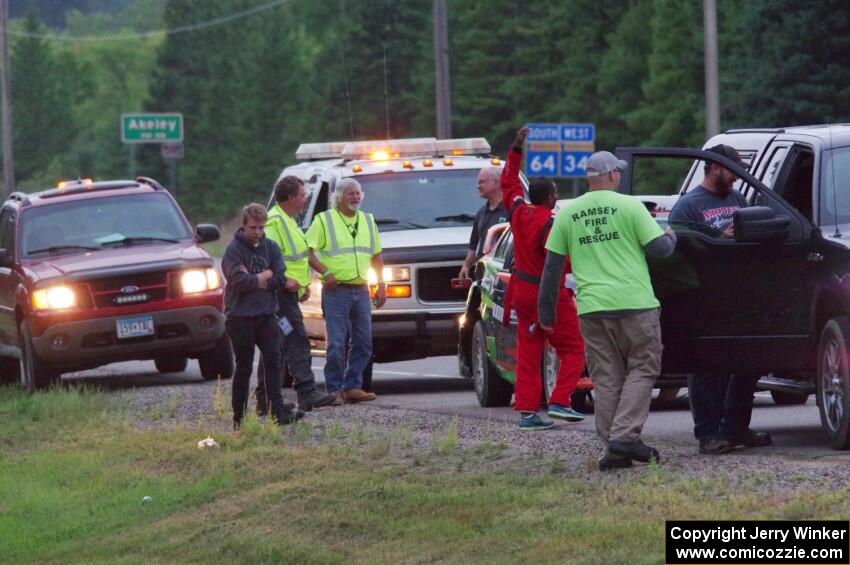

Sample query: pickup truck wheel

[198,335,234,381]
[472,321,512,407]
[154,356,188,374]
[19,321,60,392]
[362,358,374,392]
[816,318,850,449]
[0,356,20,385]
[770,390,809,405]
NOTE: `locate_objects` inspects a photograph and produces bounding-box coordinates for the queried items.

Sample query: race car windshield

[354,169,491,231]
[21,192,192,258]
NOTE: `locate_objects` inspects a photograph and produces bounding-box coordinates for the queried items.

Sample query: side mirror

[195,224,220,244]
[0,248,10,268]
[734,206,790,243]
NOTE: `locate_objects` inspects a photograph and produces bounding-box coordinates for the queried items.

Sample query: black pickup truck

[620,125,850,449]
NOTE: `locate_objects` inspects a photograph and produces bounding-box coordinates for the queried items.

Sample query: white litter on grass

[142,496,153,503]
[197,436,220,450]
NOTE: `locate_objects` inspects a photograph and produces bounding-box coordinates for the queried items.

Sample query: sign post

[524,123,595,195]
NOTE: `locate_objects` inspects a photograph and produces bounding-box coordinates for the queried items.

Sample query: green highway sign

[121,113,183,143]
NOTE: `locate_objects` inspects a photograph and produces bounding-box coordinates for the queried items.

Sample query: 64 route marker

[524,122,595,178]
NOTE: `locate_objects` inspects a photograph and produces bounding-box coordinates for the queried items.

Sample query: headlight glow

[205,268,221,290]
[32,286,76,310]
[367,266,411,284]
[182,270,208,294]
[182,268,222,294]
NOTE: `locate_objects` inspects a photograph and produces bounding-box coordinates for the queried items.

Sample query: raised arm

[501,127,529,215]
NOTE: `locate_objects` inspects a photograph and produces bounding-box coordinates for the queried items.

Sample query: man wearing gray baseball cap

[538,150,677,470]
[584,151,628,178]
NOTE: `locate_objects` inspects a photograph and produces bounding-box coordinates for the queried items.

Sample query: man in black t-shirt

[669,144,772,455]
[458,166,507,279]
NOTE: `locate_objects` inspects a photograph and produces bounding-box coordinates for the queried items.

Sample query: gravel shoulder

[115,378,850,497]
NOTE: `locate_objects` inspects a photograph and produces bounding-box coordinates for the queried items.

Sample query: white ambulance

[269,137,513,389]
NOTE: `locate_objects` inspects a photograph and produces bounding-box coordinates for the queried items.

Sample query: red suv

[0,177,233,391]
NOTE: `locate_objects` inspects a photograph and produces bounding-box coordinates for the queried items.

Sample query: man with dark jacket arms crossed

[223,203,303,428]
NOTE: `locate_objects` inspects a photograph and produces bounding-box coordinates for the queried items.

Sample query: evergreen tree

[626,0,704,148]
[10,16,76,183]
[727,0,850,127]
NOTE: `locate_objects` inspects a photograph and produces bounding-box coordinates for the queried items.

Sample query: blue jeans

[322,285,372,393]
[687,372,760,442]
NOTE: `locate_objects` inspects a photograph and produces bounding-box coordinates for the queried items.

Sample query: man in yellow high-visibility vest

[256,176,337,413]
[307,177,385,403]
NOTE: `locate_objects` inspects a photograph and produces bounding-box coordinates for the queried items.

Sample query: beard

[348,202,361,211]
[713,176,732,196]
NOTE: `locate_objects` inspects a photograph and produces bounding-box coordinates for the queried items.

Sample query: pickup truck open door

[615,147,817,375]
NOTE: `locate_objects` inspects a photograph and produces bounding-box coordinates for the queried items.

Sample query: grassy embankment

[1,385,848,564]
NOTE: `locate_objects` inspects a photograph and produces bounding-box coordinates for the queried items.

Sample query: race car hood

[21,241,212,283]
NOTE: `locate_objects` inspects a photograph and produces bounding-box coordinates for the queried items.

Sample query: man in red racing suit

[502,127,586,430]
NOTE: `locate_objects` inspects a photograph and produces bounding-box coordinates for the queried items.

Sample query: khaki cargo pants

[579,309,662,445]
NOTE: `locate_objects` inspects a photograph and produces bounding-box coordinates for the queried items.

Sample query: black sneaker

[729,429,772,448]
[608,439,660,463]
[298,389,338,412]
[598,453,633,471]
[699,438,734,455]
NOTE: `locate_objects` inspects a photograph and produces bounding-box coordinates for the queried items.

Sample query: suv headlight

[181,268,221,294]
[32,286,76,310]
[367,266,410,284]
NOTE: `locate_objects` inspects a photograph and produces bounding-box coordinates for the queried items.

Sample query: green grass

[200,241,226,259]
[2,385,850,564]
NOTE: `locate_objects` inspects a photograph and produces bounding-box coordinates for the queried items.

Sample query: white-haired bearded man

[306,178,385,403]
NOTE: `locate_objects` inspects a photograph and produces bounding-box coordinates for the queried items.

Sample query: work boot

[608,439,660,463]
[729,429,772,448]
[298,389,338,412]
[275,409,305,426]
[342,388,377,403]
[699,437,734,455]
[598,453,632,471]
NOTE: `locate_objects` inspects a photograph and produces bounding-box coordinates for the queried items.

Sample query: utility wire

[2,0,288,42]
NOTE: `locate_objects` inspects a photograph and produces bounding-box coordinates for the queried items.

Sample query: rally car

[457,199,686,412]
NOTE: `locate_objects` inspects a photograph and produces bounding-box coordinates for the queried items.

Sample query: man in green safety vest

[307,177,386,403]
[256,176,337,412]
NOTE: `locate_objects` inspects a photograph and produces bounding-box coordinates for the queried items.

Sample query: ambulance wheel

[362,358,374,392]
[472,321,512,407]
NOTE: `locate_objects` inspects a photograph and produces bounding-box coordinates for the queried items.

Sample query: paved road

[63,354,849,462]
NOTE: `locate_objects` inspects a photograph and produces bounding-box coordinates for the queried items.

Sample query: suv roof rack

[39,180,142,199]
[724,128,786,134]
[9,191,30,206]
[135,176,167,191]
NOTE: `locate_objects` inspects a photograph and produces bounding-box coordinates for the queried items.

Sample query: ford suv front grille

[416,266,467,302]
[86,271,171,309]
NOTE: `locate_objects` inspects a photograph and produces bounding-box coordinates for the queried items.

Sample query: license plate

[116,315,155,339]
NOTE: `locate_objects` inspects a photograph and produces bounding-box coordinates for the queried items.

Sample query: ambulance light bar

[295,137,491,160]
[295,142,350,160]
